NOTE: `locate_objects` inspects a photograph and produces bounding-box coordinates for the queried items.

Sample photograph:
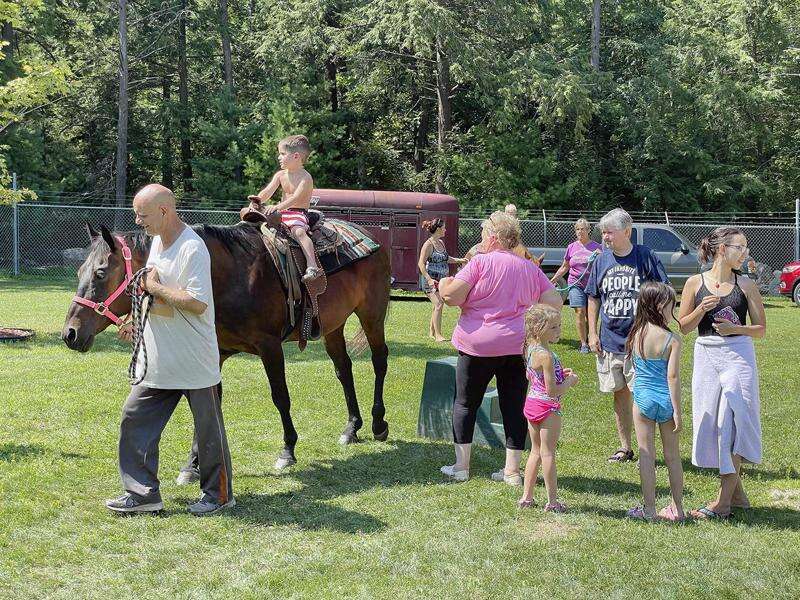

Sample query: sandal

[517,499,535,509]
[626,505,656,521]
[658,505,685,523]
[544,501,567,513]
[689,506,731,520]
[608,448,635,463]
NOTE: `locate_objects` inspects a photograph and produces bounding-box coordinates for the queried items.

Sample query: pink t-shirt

[451,251,555,357]
[565,240,602,286]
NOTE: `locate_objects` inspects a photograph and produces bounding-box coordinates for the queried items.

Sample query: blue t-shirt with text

[585,245,669,354]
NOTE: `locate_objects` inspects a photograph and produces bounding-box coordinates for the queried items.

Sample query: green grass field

[1,276,799,599]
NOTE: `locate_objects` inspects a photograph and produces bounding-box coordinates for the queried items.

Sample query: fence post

[12,172,19,276]
[542,209,547,247]
[664,211,670,226]
[796,197,799,261]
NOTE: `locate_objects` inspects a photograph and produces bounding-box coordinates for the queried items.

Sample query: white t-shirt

[136,226,221,389]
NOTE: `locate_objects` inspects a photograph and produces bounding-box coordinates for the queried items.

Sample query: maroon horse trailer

[311,189,460,290]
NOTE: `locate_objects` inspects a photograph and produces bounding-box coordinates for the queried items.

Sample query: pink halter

[72,236,134,326]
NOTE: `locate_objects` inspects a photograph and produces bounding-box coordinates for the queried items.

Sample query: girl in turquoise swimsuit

[625,281,685,522]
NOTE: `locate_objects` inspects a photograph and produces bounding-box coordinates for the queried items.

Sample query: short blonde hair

[279,135,311,160]
[575,218,591,230]
[524,304,561,344]
[483,210,520,250]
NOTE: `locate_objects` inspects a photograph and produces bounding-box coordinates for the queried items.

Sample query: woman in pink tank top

[437,210,563,486]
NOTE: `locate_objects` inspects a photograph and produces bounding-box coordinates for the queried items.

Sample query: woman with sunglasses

[678,227,766,520]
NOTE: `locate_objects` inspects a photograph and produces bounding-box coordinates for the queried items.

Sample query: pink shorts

[523,396,562,424]
[281,209,309,231]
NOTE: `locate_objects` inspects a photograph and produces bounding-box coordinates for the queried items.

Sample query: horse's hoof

[175,468,200,486]
[339,432,360,445]
[274,456,296,470]
[373,424,389,442]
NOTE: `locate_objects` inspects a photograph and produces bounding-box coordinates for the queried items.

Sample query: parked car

[778,260,800,305]
[530,223,700,292]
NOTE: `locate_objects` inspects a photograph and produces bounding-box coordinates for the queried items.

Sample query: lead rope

[555,250,601,293]
[127,268,153,385]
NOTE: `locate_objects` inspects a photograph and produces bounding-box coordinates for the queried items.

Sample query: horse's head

[62,224,139,352]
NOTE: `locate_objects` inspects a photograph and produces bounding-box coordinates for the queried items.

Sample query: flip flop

[626,505,656,521]
[517,499,535,509]
[690,506,731,520]
[608,448,635,463]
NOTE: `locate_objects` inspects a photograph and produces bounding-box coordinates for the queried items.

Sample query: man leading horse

[106,184,233,516]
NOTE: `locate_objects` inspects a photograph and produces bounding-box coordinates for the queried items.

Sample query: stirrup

[301,266,323,282]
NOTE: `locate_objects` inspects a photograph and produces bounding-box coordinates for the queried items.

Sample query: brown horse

[62,222,390,471]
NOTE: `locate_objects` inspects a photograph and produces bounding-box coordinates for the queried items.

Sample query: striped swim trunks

[280,209,309,231]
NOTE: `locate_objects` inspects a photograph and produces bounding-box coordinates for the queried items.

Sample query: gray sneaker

[175,468,200,486]
[188,494,236,516]
[105,493,163,514]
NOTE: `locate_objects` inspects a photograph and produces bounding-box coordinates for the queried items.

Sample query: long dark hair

[626,281,676,358]
[422,218,444,234]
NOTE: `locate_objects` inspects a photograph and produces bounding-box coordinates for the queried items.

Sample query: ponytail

[698,226,744,264]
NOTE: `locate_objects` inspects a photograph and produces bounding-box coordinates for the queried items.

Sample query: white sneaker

[490,469,523,486]
[440,464,469,481]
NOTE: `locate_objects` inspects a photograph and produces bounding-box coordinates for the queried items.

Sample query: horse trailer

[311,189,460,291]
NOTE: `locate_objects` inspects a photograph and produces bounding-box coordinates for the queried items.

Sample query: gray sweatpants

[118,384,233,504]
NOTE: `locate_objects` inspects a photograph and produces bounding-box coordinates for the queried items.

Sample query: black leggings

[452,352,529,450]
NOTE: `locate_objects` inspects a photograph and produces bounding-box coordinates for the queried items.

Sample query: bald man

[106,184,234,516]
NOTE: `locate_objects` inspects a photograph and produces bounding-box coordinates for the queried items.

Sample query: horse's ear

[99,224,117,253]
[86,223,99,240]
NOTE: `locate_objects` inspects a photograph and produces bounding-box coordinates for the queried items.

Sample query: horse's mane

[193,223,262,256]
[116,224,261,258]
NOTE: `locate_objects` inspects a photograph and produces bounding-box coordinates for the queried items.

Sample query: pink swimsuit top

[526,345,565,402]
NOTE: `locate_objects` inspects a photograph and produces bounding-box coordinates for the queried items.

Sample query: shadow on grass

[676,458,800,481]
[558,474,672,497]
[0,443,46,461]
[581,504,800,531]
[0,277,76,293]
[221,439,454,531]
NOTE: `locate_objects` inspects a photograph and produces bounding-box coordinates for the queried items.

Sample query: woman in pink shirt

[550,218,602,353]
[438,211,563,484]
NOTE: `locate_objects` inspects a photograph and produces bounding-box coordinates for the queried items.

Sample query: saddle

[241,207,339,350]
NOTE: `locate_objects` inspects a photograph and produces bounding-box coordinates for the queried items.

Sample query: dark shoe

[105,493,163,514]
[188,494,236,516]
[175,468,200,486]
[608,448,635,463]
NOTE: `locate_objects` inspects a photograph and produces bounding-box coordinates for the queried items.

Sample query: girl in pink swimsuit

[518,304,579,512]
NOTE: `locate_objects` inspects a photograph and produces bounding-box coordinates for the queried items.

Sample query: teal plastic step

[417,355,510,449]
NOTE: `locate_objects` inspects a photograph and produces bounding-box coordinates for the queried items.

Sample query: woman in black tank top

[677,227,766,520]
[694,273,749,336]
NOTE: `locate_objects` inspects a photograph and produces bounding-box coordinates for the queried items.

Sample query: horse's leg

[259,340,299,469]
[323,325,363,445]
[178,350,236,485]
[355,301,389,442]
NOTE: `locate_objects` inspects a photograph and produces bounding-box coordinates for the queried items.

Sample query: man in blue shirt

[586,208,669,463]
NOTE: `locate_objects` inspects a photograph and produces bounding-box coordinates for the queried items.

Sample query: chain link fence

[1,203,798,279]
[0,204,241,277]
[458,217,799,274]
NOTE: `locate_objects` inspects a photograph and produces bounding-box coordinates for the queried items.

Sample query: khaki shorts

[596,351,634,393]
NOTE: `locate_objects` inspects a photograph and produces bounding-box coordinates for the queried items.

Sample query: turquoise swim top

[632,332,673,402]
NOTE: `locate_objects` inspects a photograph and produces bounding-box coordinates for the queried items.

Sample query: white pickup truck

[529,223,700,292]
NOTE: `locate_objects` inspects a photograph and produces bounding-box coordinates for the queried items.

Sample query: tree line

[1,0,799,212]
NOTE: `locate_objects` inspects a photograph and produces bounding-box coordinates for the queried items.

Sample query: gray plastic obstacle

[417,355,512,449]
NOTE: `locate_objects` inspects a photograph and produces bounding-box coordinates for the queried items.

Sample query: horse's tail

[347,247,391,356]
[346,300,391,356]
